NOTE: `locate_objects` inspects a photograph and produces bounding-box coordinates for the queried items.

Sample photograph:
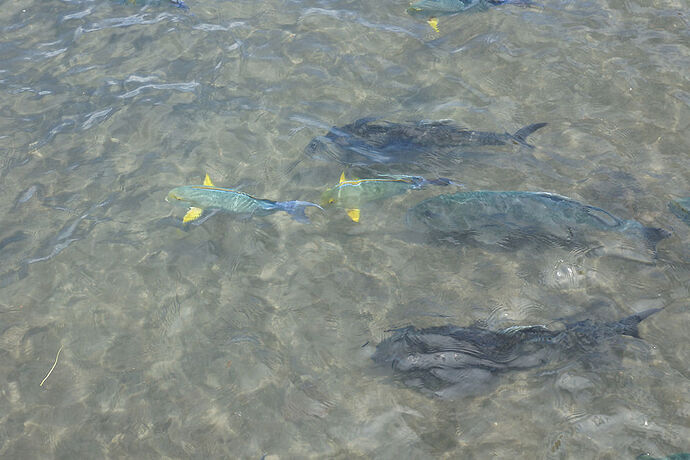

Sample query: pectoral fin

[428,18,439,33]
[339,171,347,184]
[346,208,360,222]
[204,174,214,186]
[183,207,204,223]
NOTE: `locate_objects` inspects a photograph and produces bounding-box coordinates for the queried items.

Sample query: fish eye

[423,209,436,219]
[328,198,335,204]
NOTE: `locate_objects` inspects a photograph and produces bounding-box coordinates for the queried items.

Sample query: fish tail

[641,226,672,249]
[512,122,548,147]
[275,201,323,223]
[170,0,189,9]
[426,178,457,187]
[614,308,662,338]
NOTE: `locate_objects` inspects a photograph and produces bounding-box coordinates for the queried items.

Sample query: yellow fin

[183,207,203,223]
[339,171,347,184]
[428,18,439,33]
[203,174,214,186]
[346,208,360,222]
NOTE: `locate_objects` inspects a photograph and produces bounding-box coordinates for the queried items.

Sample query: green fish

[668,198,690,226]
[167,174,321,224]
[406,191,671,263]
[320,172,454,222]
[637,454,690,460]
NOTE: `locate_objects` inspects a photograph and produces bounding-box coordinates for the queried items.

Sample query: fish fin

[275,200,323,223]
[615,308,663,338]
[203,174,214,186]
[346,208,360,222]
[512,122,548,147]
[427,18,440,32]
[641,226,671,247]
[183,207,204,223]
[339,171,347,184]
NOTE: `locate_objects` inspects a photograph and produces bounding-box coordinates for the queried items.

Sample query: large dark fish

[669,198,690,226]
[304,118,547,166]
[373,308,661,399]
[406,191,670,263]
[407,0,528,16]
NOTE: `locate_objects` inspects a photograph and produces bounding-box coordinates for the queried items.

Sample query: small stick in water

[40,345,63,387]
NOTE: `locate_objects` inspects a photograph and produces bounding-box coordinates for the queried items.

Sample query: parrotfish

[305,118,547,166]
[406,191,670,263]
[320,172,454,222]
[166,175,321,224]
[668,198,690,226]
[373,308,661,399]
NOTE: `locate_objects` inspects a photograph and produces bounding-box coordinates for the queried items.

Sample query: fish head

[320,187,338,208]
[304,136,338,162]
[166,186,200,207]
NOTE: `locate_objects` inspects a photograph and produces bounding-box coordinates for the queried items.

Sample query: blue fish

[406,191,670,263]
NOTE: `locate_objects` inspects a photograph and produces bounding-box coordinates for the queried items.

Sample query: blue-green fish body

[669,198,690,226]
[406,191,670,263]
[320,173,453,222]
[167,181,321,223]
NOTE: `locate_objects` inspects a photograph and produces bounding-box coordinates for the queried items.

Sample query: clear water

[1,0,688,458]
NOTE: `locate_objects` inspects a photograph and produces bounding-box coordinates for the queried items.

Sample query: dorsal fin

[339,171,347,184]
[204,174,214,186]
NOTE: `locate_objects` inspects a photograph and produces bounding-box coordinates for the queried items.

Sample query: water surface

[0,0,689,458]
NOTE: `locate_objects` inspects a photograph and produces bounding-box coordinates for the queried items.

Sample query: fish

[304,118,547,166]
[372,308,661,399]
[637,455,690,460]
[668,198,690,226]
[407,0,530,16]
[320,172,455,222]
[166,174,322,224]
[126,0,189,10]
[406,191,671,263]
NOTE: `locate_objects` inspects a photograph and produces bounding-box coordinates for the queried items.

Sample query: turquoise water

[0,0,688,458]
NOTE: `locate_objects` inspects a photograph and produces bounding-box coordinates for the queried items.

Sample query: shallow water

[0,0,689,458]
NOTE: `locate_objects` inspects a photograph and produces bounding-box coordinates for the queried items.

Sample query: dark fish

[669,198,690,226]
[305,118,547,166]
[373,308,661,398]
[637,454,690,460]
[407,0,529,16]
[406,191,670,263]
